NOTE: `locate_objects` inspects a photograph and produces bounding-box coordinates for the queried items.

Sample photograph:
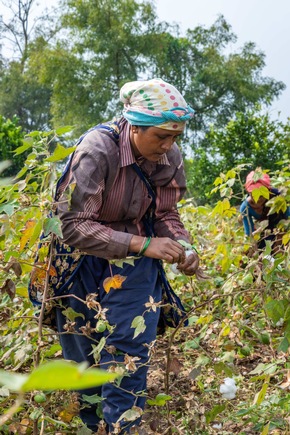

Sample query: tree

[185,107,290,203]
[148,16,285,139]
[32,0,164,133]
[0,0,60,132]
[0,115,24,177]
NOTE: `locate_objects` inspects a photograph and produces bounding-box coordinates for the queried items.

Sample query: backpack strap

[55,120,120,201]
[131,163,188,329]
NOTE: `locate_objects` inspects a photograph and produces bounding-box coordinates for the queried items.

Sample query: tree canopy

[0,0,288,198]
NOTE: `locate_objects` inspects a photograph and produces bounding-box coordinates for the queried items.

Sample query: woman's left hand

[177,250,200,276]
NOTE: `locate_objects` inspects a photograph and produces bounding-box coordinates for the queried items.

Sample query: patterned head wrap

[120,78,194,131]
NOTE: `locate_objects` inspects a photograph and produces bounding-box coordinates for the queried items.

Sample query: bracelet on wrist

[191,245,199,254]
[137,237,147,256]
[139,237,151,256]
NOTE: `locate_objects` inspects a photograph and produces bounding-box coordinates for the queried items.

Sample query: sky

[1,0,289,122]
[155,0,290,122]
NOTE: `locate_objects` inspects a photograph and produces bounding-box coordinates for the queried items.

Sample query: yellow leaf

[19,220,37,251]
[282,233,290,246]
[103,274,127,294]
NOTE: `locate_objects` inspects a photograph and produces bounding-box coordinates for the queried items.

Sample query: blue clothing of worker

[55,255,162,434]
[240,187,290,248]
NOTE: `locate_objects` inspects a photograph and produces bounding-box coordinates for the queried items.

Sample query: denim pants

[55,255,162,433]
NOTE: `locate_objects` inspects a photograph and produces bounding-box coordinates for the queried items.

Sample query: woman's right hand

[144,237,185,264]
[129,235,185,264]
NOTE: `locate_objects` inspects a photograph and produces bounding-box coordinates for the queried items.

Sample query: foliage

[0,0,56,132]
[0,1,286,139]
[0,124,289,433]
[0,60,52,132]
[0,115,24,177]
[185,108,290,203]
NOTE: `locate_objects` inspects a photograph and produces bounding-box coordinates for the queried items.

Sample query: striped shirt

[57,117,191,259]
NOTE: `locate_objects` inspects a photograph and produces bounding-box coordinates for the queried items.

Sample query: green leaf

[131,316,146,339]
[184,338,200,350]
[236,408,253,416]
[43,216,63,238]
[147,393,172,406]
[278,337,289,353]
[213,362,233,376]
[82,393,103,404]
[242,272,253,285]
[251,186,269,203]
[13,139,33,155]
[205,404,225,423]
[22,360,118,391]
[195,355,210,366]
[177,239,192,249]
[264,300,285,323]
[45,144,76,163]
[28,218,43,248]
[253,375,270,405]
[54,126,74,136]
[249,363,277,375]
[62,307,85,322]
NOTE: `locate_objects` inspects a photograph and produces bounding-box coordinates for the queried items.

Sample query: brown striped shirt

[57,117,191,259]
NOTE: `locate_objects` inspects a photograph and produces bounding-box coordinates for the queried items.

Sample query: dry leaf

[103,274,127,293]
[279,370,290,390]
[168,357,183,375]
[30,262,57,287]
[2,256,22,277]
[0,279,16,299]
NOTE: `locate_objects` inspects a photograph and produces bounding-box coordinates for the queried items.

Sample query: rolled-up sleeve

[57,135,132,259]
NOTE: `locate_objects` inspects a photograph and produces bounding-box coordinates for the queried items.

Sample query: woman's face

[130,125,183,162]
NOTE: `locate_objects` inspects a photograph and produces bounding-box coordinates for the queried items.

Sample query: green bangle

[139,237,151,256]
[191,245,199,254]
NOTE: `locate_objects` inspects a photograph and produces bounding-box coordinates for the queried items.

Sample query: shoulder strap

[54,121,120,201]
[131,163,156,237]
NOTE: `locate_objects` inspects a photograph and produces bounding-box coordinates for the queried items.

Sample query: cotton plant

[219,377,237,399]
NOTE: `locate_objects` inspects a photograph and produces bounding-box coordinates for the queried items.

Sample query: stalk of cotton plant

[219,378,237,399]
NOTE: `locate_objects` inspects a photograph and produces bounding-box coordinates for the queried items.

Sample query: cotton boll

[264,255,275,264]
[171,263,181,274]
[220,390,236,400]
[212,423,222,429]
[171,250,193,275]
[219,377,237,400]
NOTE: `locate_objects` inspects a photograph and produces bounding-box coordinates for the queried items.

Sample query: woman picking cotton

[240,168,289,256]
[53,78,203,434]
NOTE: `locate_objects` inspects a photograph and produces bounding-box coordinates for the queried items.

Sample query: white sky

[155,0,290,121]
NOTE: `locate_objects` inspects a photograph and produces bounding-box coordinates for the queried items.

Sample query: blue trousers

[55,255,162,433]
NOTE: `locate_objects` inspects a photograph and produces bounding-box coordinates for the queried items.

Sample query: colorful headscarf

[120,78,194,131]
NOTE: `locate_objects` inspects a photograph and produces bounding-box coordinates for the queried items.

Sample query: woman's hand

[144,237,185,264]
[176,250,199,276]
